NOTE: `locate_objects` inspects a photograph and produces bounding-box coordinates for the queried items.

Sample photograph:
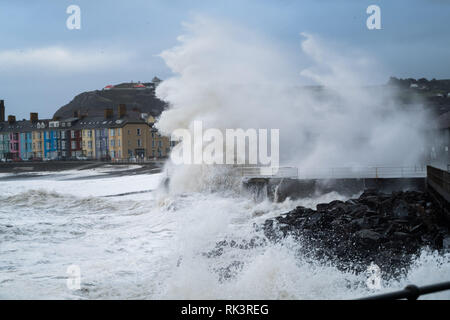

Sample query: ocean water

[0,168,449,300]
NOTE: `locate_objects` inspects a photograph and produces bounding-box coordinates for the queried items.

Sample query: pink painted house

[9,132,20,160]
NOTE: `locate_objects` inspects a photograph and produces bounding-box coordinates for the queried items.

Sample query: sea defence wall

[427,165,450,222]
[243,177,427,202]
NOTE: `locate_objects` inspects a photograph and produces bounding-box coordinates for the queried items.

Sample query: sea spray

[155,17,430,194]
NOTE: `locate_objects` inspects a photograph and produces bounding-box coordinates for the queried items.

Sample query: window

[88,141,92,149]
[71,131,75,139]
[118,150,122,158]
[118,140,121,147]
[71,141,76,149]
[137,128,141,136]
[110,140,115,147]
[88,130,92,138]
[110,129,115,137]
[152,141,155,147]
[118,128,121,136]
[137,139,142,147]
[159,141,162,147]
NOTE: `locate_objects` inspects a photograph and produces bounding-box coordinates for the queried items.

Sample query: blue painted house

[44,121,60,159]
[20,131,33,160]
[96,127,109,159]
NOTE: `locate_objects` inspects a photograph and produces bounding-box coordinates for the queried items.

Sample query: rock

[409,224,423,233]
[393,232,410,239]
[316,203,329,212]
[443,236,450,250]
[355,229,383,242]
[262,189,450,275]
[392,200,409,218]
[352,217,368,229]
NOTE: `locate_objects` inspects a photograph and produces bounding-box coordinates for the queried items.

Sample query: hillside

[53,80,167,119]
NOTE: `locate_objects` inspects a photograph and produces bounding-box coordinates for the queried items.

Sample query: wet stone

[262,189,450,275]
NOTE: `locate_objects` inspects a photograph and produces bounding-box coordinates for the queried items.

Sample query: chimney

[30,112,38,122]
[104,108,113,119]
[8,115,16,124]
[118,104,127,118]
[0,100,4,122]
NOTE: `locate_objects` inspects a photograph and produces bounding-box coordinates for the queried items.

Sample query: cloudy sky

[0,0,449,119]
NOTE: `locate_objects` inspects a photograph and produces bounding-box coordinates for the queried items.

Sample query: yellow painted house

[82,128,96,159]
[31,122,46,158]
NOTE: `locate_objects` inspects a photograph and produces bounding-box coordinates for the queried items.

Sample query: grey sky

[0,0,449,119]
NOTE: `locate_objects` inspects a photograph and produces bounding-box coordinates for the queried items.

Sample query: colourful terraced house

[0,100,172,161]
[44,121,60,159]
[32,128,45,159]
[9,129,20,160]
[0,132,9,159]
[20,131,33,160]
[81,127,96,159]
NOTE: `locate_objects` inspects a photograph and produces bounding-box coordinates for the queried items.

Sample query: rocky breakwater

[263,189,450,276]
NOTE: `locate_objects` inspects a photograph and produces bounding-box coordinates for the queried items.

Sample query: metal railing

[238,166,426,180]
[359,281,450,300]
[238,166,298,178]
[298,166,427,179]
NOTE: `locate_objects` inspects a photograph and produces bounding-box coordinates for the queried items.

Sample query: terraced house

[44,121,60,159]
[82,127,96,159]
[59,117,83,159]
[0,101,172,161]
[0,111,47,160]
[0,131,9,159]
[32,121,46,159]
[19,130,33,160]
[0,100,7,159]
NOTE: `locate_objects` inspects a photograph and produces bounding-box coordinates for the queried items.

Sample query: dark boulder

[263,190,450,276]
